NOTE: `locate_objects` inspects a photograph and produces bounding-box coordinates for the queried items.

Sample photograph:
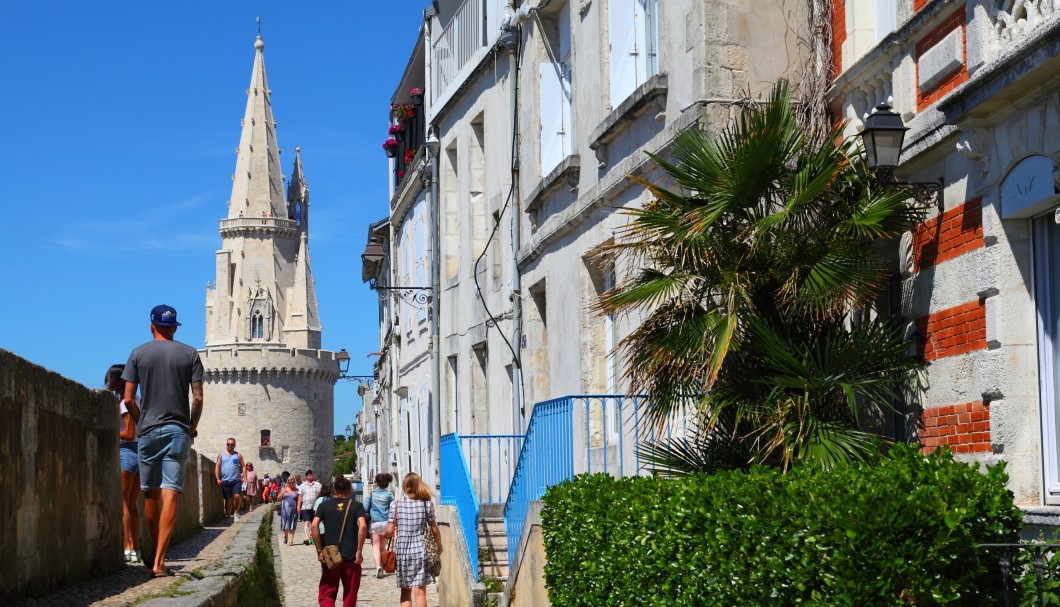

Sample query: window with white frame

[609,0,658,109]
[1036,215,1060,504]
[415,205,427,324]
[603,260,621,439]
[540,4,573,175]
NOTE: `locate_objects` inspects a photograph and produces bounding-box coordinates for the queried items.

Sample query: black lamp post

[345,424,352,440]
[858,101,943,206]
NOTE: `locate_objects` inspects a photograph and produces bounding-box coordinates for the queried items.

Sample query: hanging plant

[402,103,416,121]
[389,123,406,143]
[382,138,399,158]
[409,87,424,106]
[397,169,405,180]
[404,148,416,164]
[391,104,408,122]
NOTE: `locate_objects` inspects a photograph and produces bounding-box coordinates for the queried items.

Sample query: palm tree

[598,80,925,473]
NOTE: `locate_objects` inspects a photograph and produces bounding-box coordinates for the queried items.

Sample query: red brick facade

[920,401,991,453]
[915,6,969,110]
[831,0,846,77]
[916,299,987,361]
[912,196,984,271]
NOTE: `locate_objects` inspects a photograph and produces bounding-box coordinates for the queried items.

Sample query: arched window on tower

[251,310,264,339]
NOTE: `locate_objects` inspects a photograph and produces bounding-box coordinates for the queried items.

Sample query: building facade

[198,34,341,479]
[829,0,1060,505]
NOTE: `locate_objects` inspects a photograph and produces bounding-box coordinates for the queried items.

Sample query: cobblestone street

[273,511,440,607]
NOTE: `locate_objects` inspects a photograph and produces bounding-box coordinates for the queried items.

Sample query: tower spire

[226,32,284,220]
[287,146,309,233]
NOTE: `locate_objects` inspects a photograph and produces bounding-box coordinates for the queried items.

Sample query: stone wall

[0,349,225,601]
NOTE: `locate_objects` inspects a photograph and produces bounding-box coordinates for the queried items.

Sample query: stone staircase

[477,504,510,582]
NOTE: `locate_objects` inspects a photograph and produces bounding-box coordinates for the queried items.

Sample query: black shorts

[300,509,314,522]
[221,480,241,499]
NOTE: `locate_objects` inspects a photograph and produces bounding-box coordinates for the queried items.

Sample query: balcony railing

[432,0,486,104]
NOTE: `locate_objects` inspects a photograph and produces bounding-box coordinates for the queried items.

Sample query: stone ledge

[588,73,668,167]
[137,508,267,607]
[525,154,580,214]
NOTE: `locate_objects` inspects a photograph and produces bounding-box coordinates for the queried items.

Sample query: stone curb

[136,508,269,607]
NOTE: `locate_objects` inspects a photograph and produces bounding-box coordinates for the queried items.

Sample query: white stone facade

[197,35,339,480]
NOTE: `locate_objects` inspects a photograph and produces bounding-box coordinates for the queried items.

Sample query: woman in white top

[107,364,141,564]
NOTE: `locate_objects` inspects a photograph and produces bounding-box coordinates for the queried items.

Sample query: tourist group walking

[111,305,442,604]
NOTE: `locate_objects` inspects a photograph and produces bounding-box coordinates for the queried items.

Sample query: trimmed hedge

[541,445,1022,606]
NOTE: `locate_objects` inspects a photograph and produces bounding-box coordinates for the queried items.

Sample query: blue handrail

[439,432,480,581]
[502,396,575,567]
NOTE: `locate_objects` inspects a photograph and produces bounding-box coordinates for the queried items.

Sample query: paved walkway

[273,516,440,607]
[10,508,267,607]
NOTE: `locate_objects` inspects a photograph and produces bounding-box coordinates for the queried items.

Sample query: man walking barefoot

[215,438,245,522]
[122,304,204,578]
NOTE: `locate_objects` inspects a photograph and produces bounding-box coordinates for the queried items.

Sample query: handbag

[423,502,441,577]
[380,536,397,573]
[320,499,352,569]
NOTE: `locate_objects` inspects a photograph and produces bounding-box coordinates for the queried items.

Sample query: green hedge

[541,445,1022,606]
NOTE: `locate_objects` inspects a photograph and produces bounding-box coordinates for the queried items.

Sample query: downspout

[502,4,525,433]
[425,17,444,494]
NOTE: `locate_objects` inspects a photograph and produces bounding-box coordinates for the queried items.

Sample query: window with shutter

[609,0,638,107]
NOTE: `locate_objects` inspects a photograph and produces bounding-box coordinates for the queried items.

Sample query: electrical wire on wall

[473,23,523,375]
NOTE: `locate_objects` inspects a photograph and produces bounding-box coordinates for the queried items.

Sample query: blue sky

[0,2,425,434]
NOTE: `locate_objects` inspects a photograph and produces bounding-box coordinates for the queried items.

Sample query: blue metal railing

[442,395,688,576]
[503,397,575,568]
[440,433,481,581]
[460,434,523,504]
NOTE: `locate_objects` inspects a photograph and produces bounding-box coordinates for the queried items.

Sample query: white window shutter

[540,62,566,175]
[609,0,638,108]
[874,0,897,42]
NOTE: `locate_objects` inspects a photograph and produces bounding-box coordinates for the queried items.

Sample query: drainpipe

[423,18,443,494]
[502,5,525,433]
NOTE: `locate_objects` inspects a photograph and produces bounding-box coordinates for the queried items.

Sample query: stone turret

[198,34,338,478]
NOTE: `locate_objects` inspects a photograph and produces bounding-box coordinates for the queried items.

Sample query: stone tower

[197,34,339,479]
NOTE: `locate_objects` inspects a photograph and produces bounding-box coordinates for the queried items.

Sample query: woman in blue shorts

[278,478,299,544]
[107,364,141,564]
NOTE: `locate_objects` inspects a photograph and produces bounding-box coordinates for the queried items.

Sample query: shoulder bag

[379,499,398,573]
[424,501,441,577]
[320,498,352,569]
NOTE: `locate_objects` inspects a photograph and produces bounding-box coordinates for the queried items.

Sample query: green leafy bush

[541,445,1022,606]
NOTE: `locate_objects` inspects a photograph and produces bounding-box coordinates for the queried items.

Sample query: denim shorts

[138,424,190,492]
[119,442,140,474]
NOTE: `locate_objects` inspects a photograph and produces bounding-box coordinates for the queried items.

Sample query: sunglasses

[227,444,235,447]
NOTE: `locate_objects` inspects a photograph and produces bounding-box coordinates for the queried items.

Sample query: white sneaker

[376,567,383,579]
[234,514,241,522]
[124,549,133,562]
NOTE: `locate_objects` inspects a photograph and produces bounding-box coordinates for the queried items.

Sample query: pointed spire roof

[285,231,323,347]
[227,34,285,219]
[286,146,309,232]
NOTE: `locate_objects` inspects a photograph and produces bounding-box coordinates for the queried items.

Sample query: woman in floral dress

[386,473,442,607]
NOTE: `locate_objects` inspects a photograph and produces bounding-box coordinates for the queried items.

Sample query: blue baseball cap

[150,304,182,327]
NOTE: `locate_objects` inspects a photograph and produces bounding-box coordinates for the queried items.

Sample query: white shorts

[371,521,388,535]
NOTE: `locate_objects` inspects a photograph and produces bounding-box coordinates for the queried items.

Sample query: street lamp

[345,424,352,440]
[858,101,943,206]
[336,348,351,375]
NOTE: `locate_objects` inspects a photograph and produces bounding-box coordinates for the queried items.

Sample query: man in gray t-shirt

[122,304,204,578]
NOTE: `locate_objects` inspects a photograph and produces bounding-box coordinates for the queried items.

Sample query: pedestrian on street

[107,364,142,565]
[215,437,245,522]
[244,462,259,511]
[261,473,271,504]
[279,478,299,544]
[297,469,322,545]
[386,473,442,607]
[121,304,204,578]
[312,475,367,607]
[313,481,333,535]
[366,472,394,579]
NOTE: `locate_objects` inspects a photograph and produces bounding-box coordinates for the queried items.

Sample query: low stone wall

[0,349,226,601]
[505,502,549,607]
[436,504,485,607]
